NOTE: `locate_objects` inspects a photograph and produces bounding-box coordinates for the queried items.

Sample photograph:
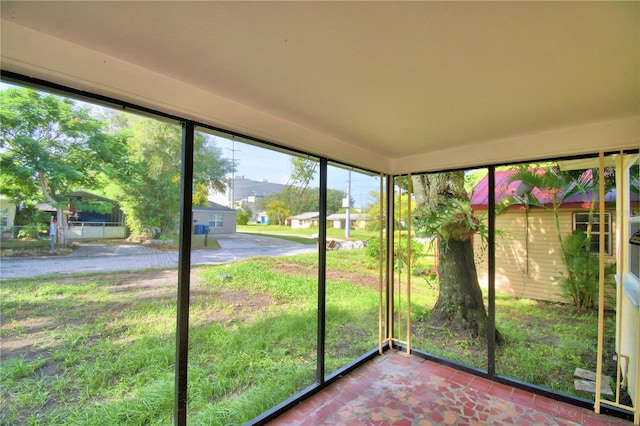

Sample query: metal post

[346,170,351,238]
[488,166,496,377]
[386,175,395,345]
[174,122,194,426]
[317,158,327,383]
[595,152,606,413]
[379,174,385,354]
[406,173,412,354]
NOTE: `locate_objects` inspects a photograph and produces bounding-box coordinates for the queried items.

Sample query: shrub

[558,232,615,309]
[17,224,47,239]
[365,235,424,271]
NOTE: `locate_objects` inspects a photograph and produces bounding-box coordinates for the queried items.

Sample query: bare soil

[1,261,378,362]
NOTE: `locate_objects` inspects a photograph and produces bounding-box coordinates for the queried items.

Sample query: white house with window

[287,212,320,229]
[192,201,237,235]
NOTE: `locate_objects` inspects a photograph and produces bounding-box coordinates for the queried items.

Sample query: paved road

[0,233,317,279]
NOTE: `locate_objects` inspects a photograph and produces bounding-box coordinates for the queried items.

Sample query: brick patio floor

[268,350,633,426]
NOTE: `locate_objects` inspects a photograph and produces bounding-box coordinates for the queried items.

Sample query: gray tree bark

[412,172,501,343]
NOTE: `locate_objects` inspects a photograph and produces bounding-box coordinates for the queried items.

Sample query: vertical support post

[175,122,194,425]
[615,152,625,406]
[386,175,395,346]
[316,157,328,383]
[595,151,606,413]
[397,179,402,345]
[379,174,385,355]
[346,170,351,238]
[406,173,412,354]
[487,166,496,377]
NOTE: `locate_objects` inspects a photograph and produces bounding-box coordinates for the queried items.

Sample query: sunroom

[1,2,638,425]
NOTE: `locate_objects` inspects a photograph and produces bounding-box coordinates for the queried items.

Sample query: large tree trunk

[38,171,67,245]
[434,238,490,339]
[412,172,502,344]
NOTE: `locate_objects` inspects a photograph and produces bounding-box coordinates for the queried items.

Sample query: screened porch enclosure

[1,3,638,421]
[1,74,638,425]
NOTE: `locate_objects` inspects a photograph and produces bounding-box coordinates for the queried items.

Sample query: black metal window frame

[0,70,386,425]
[2,70,634,424]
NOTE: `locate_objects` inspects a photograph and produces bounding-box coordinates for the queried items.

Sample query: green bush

[17,224,47,239]
[558,232,615,309]
[365,235,424,270]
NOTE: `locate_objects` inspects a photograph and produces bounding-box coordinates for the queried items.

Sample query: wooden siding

[474,208,616,305]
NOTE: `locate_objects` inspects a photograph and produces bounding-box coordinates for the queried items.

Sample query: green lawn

[0,249,618,425]
[237,223,377,241]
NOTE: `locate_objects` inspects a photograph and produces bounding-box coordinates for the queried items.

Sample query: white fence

[66,222,126,240]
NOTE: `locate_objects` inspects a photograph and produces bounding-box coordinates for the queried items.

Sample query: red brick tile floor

[268,349,634,426]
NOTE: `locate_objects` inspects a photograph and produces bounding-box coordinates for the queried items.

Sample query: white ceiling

[1,1,638,174]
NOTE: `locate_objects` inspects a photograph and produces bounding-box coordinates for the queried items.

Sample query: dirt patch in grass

[0,269,273,362]
[269,259,378,290]
[2,259,375,366]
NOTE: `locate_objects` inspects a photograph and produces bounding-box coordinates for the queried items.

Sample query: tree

[289,157,317,195]
[364,188,414,232]
[108,116,232,236]
[0,87,128,244]
[257,187,345,217]
[265,200,289,226]
[236,203,253,225]
[412,172,502,343]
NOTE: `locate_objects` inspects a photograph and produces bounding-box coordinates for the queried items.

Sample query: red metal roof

[470,169,618,210]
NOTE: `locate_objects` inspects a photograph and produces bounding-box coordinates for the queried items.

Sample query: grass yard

[237,223,377,242]
[0,249,621,425]
[0,238,73,257]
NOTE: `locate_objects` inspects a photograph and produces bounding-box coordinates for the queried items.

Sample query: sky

[212,135,381,209]
[1,81,380,209]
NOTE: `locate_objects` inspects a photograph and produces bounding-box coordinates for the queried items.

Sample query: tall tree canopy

[108,116,232,236]
[0,87,128,244]
[257,187,346,217]
[412,171,502,343]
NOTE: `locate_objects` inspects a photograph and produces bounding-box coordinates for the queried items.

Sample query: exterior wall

[329,219,367,230]
[474,208,616,304]
[619,278,638,405]
[0,197,16,228]
[66,223,126,239]
[192,211,237,234]
[291,219,318,229]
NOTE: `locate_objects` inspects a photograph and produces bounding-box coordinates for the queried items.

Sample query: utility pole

[225,140,240,208]
[345,170,351,238]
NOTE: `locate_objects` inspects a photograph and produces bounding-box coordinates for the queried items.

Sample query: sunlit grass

[1,250,617,424]
[237,223,376,241]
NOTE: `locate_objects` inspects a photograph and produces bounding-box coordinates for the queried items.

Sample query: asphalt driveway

[0,233,317,279]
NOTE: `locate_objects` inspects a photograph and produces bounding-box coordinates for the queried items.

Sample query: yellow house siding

[0,197,16,228]
[475,208,616,304]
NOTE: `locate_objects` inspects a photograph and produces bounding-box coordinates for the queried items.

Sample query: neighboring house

[0,195,16,237]
[470,170,618,304]
[288,212,320,229]
[192,201,237,234]
[38,191,127,240]
[254,211,269,225]
[326,213,369,230]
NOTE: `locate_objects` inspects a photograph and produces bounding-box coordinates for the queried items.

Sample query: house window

[208,214,224,228]
[0,208,8,228]
[572,212,611,256]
